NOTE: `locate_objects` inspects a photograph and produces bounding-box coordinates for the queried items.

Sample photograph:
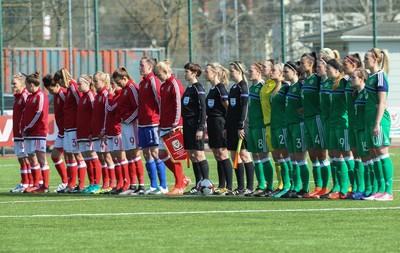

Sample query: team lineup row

[8,47,393,200]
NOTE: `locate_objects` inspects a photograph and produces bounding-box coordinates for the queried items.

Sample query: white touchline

[0,197,112,204]
[0,207,399,218]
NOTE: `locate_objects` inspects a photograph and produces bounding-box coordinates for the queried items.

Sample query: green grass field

[0,151,399,253]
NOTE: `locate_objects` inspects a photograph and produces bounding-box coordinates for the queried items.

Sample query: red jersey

[76,90,95,140]
[13,88,29,140]
[159,74,184,129]
[118,80,139,124]
[63,80,82,130]
[92,87,108,137]
[21,88,49,139]
[105,89,122,136]
[138,73,161,127]
[53,87,67,137]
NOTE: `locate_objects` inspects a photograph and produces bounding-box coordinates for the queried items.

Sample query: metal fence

[1,0,400,107]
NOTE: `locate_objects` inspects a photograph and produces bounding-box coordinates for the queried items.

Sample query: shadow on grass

[0,192,328,203]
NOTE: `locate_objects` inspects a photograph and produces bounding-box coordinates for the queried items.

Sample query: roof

[300,22,400,43]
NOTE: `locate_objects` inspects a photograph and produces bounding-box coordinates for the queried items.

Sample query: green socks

[320,159,331,189]
[379,154,394,194]
[262,158,274,191]
[298,160,310,192]
[254,161,265,190]
[312,160,322,188]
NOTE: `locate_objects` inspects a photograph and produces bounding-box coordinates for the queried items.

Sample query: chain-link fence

[2,0,400,95]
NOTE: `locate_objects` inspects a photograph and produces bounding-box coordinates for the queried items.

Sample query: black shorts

[207,116,227,149]
[183,117,205,150]
[226,123,248,151]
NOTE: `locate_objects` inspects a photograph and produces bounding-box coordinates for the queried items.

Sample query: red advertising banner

[161,130,187,162]
[0,114,57,147]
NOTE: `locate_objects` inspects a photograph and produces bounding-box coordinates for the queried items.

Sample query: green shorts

[323,118,330,150]
[287,122,306,153]
[365,125,391,148]
[271,127,287,149]
[348,129,357,149]
[355,129,369,158]
[329,128,350,151]
[248,127,269,153]
[304,115,324,149]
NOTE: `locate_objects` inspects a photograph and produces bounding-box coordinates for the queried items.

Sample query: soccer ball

[198,179,214,196]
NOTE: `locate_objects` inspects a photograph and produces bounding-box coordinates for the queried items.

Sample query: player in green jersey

[300,52,333,198]
[282,61,309,198]
[319,48,340,61]
[362,48,393,201]
[269,62,292,198]
[260,59,283,195]
[349,68,371,200]
[246,62,274,196]
[342,53,364,197]
[325,59,351,199]
[310,57,334,198]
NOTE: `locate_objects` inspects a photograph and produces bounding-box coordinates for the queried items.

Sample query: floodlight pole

[94,0,100,70]
[0,0,5,155]
[320,0,324,49]
[68,0,73,73]
[372,0,377,47]
[188,0,193,63]
[0,0,4,116]
[281,0,286,63]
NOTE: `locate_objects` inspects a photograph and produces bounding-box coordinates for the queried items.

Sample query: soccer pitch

[0,151,399,253]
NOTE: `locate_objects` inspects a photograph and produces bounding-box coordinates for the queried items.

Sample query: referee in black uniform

[224,61,254,196]
[181,62,209,195]
[204,62,234,195]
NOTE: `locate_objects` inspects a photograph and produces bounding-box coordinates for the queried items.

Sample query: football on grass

[199,179,214,196]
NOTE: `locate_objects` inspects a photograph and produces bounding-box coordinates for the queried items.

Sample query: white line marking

[0,207,399,218]
[0,197,112,204]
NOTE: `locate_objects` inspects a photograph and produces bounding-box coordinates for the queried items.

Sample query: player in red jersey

[76,75,103,194]
[43,75,69,193]
[102,78,122,193]
[92,72,115,193]
[53,68,87,193]
[21,71,50,193]
[111,67,145,195]
[9,73,32,193]
[138,57,178,195]
[155,60,191,195]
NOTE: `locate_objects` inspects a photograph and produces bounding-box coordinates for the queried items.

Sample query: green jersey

[364,71,391,127]
[354,89,366,130]
[301,73,321,117]
[248,80,265,128]
[270,83,290,128]
[285,81,304,125]
[319,78,333,121]
[345,78,356,129]
[330,77,348,128]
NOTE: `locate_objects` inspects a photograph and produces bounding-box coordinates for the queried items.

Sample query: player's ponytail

[155,60,172,75]
[112,67,135,83]
[43,74,56,88]
[369,48,390,74]
[327,59,345,91]
[26,71,41,87]
[78,74,95,92]
[94,71,111,91]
